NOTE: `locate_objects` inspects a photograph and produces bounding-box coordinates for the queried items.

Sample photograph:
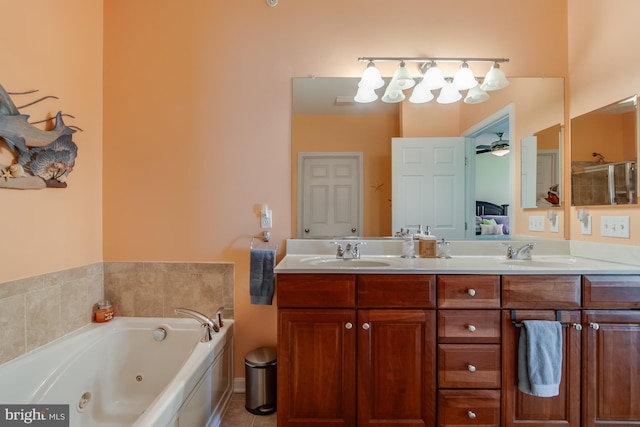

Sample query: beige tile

[220,395,255,427]
[26,286,62,351]
[0,275,45,300]
[0,295,26,364]
[60,278,89,334]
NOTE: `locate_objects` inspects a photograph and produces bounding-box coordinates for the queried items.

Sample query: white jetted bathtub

[0,316,234,427]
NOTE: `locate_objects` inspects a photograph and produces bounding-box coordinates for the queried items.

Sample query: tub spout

[174,308,220,342]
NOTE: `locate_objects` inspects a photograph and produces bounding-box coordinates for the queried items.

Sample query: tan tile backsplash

[0,261,234,366]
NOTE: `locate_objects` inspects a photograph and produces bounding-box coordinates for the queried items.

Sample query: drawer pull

[345,322,353,330]
[572,323,583,330]
[467,324,477,332]
[467,288,476,297]
[590,322,600,330]
[467,364,476,372]
[468,411,477,419]
[362,322,371,330]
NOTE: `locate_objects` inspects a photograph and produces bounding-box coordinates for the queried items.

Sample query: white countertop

[274,239,640,275]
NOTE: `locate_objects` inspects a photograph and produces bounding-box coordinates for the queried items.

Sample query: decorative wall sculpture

[0,84,79,189]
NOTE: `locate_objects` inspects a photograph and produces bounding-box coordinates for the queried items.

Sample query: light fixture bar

[358,57,509,64]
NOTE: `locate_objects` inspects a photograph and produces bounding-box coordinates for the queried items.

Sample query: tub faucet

[175,308,220,342]
[215,306,225,328]
[506,243,536,260]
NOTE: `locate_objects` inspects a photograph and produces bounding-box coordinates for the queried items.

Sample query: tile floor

[220,393,277,427]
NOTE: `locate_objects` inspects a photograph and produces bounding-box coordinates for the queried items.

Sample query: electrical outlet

[580,215,592,235]
[261,209,273,229]
[528,215,545,232]
[601,215,630,238]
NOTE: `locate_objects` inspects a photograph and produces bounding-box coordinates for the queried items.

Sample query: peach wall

[0,1,103,283]
[103,0,568,376]
[568,0,640,244]
[291,114,398,237]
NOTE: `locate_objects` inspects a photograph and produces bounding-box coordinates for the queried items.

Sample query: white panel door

[299,153,362,238]
[521,135,537,208]
[392,137,466,239]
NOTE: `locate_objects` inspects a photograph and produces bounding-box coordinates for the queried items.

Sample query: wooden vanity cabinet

[501,309,581,427]
[582,275,640,427]
[436,275,502,427]
[277,273,437,427]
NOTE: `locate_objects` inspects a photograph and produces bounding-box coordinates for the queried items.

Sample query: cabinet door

[357,309,436,427]
[278,309,356,427]
[501,310,581,427]
[583,310,640,427]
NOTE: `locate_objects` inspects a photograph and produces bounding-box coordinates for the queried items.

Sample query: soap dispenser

[418,226,437,258]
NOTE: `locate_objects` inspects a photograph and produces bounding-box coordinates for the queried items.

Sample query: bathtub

[0,317,234,427]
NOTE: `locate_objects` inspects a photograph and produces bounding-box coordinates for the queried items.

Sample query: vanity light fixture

[355,56,509,105]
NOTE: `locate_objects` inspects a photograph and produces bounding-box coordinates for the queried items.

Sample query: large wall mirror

[521,123,563,208]
[292,76,564,239]
[571,95,638,206]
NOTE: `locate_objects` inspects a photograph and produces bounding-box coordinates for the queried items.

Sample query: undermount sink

[501,257,578,268]
[301,257,400,268]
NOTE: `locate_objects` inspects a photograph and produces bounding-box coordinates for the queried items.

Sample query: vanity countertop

[274,239,640,275]
[274,254,640,275]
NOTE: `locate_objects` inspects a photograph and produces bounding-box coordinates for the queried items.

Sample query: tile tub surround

[0,261,234,366]
[0,263,104,365]
[104,261,234,320]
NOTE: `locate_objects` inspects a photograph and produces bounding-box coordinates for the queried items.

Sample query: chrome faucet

[332,241,365,259]
[506,243,536,260]
[215,306,225,328]
[175,307,220,342]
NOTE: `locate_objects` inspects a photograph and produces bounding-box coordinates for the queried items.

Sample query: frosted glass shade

[464,85,490,104]
[381,86,406,103]
[437,81,462,104]
[422,63,446,90]
[389,62,415,90]
[481,63,509,91]
[359,62,385,89]
[409,80,434,103]
[453,63,477,90]
[354,85,378,103]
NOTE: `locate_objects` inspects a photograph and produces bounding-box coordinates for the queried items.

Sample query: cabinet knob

[467,324,476,332]
[362,322,371,330]
[468,411,477,419]
[572,323,583,330]
[467,364,476,372]
[590,322,600,330]
[345,322,353,330]
[467,288,476,297]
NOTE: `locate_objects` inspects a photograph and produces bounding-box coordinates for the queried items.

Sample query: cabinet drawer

[502,275,581,308]
[438,275,500,308]
[438,344,501,389]
[438,389,500,427]
[276,274,356,307]
[358,275,436,308]
[583,275,640,308]
[438,310,501,343]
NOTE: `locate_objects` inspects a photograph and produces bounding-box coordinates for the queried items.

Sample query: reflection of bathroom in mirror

[292,76,564,239]
[521,124,563,208]
[571,95,638,206]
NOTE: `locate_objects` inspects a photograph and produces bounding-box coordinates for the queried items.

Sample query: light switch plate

[580,215,592,235]
[550,218,559,233]
[601,215,630,238]
[528,215,545,232]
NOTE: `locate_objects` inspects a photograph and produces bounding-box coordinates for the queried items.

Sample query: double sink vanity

[274,238,640,427]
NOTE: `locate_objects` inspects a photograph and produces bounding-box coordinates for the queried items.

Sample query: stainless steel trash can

[245,346,277,415]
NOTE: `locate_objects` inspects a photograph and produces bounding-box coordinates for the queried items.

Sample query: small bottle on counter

[95,300,114,323]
